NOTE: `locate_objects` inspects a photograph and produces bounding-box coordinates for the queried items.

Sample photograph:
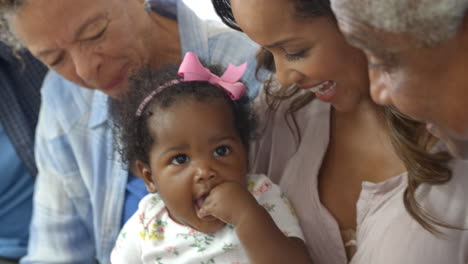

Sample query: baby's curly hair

[110,64,257,166]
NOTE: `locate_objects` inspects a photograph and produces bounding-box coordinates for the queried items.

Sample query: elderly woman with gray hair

[0,0,263,263]
[331,0,468,159]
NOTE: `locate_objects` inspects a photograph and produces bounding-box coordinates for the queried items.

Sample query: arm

[21,74,97,264]
[198,181,312,264]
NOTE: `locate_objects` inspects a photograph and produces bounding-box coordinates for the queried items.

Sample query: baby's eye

[171,154,189,165]
[213,145,231,157]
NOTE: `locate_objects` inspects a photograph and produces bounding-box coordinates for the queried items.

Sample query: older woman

[212,0,468,263]
[330,0,468,159]
[0,0,262,263]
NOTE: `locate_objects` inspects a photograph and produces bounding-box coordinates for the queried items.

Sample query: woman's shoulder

[249,83,331,181]
[417,159,468,225]
[254,82,330,136]
[353,162,468,263]
[383,160,468,224]
[41,71,94,106]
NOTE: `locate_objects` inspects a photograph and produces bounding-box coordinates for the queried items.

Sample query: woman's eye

[88,27,107,41]
[366,54,396,72]
[49,53,65,67]
[213,145,231,157]
[284,49,307,61]
[368,62,389,71]
[171,154,189,165]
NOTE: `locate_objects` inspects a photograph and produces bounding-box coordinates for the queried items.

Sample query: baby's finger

[197,200,216,219]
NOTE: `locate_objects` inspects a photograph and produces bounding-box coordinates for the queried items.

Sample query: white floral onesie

[111,174,304,264]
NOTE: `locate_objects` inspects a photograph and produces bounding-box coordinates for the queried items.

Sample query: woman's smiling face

[11,0,159,97]
[230,0,370,112]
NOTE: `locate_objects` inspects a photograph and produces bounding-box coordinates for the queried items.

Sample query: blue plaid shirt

[21,2,262,264]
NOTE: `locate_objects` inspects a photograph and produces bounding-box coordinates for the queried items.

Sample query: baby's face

[142,98,249,233]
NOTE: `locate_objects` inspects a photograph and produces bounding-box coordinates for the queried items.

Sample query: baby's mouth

[194,193,217,221]
[195,194,208,209]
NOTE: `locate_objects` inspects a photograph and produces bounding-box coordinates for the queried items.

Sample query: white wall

[183,0,221,21]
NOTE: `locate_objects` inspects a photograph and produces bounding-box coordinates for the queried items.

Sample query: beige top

[250,91,468,264]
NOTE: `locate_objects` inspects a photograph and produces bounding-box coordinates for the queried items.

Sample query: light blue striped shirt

[21,2,263,264]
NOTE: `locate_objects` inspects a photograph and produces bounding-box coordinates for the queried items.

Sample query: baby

[110,52,311,263]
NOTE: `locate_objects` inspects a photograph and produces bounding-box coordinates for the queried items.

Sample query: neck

[335,95,387,133]
[330,97,407,183]
[148,12,182,68]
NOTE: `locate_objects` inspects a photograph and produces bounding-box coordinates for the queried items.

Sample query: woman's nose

[70,49,100,85]
[274,59,303,87]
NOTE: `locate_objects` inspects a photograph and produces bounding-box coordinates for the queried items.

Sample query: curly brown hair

[211,0,456,234]
[109,64,257,166]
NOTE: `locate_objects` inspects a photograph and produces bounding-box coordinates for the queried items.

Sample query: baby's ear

[136,160,158,193]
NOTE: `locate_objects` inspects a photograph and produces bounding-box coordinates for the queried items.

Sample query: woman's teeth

[310,81,336,94]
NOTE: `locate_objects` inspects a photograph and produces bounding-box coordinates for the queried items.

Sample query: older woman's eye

[366,53,398,72]
[80,17,109,41]
[368,62,389,71]
[49,53,65,67]
[88,27,107,41]
[367,57,391,72]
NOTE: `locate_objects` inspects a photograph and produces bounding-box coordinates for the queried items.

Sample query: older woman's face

[11,0,157,97]
[332,2,468,158]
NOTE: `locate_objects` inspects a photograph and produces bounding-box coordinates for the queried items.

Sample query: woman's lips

[300,80,337,102]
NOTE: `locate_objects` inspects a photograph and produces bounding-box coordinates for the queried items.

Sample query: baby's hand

[197,182,261,226]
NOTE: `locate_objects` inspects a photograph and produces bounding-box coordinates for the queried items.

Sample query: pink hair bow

[178,52,247,100]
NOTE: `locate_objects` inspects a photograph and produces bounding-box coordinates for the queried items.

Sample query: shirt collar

[89,90,109,128]
[177,1,209,60]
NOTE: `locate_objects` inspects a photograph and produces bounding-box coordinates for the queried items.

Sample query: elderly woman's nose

[70,49,100,84]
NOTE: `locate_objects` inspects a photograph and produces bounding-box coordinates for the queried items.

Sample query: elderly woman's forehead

[10,0,112,49]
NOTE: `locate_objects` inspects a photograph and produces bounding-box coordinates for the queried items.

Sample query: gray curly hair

[332,0,468,45]
[0,0,28,49]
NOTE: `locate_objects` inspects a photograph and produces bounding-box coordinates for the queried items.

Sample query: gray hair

[0,0,27,49]
[332,0,468,45]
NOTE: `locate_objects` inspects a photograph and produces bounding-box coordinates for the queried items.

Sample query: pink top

[250,91,468,264]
